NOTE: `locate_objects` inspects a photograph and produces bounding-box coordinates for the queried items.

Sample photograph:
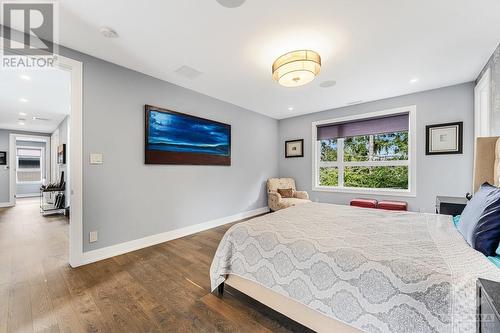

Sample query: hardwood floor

[0,199,310,333]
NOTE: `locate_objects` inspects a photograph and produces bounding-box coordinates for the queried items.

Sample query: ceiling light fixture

[288,106,294,111]
[272,50,321,88]
[216,0,246,8]
[100,26,119,38]
[410,78,419,84]
[18,121,25,125]
[19,98,28,103]
[20,74,31,81]
[19,112,27,116]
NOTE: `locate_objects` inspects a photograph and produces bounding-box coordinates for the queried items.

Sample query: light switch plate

[90,153,103,165]
[89,231,98,243]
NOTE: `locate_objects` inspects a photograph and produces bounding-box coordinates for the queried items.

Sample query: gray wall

[278,83,474,213]
[53,47,279,252]
[477,43,500,135]
[0,129,50,203]
[16,140,47,196]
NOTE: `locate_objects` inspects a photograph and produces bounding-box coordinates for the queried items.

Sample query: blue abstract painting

[145,106,231,165]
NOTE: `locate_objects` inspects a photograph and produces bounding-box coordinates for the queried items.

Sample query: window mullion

[338,138,345,187]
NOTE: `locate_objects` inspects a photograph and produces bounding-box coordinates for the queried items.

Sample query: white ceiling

[5,0,500,119]
[0,69,71,133]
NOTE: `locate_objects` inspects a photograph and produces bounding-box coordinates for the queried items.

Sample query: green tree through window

[318,131,409,189]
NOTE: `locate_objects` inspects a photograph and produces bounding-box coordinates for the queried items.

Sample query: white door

[474,68,491,138]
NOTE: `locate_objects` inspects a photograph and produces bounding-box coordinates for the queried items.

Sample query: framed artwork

[285,139,304,158]
[426,122,463,155]
[145,105,231,165]
[57,144,66,164]
[0,151,6,165]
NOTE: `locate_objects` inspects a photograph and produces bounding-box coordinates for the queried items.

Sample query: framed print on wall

[145,105,231,165]
[285,139,304,158]
[426,122,463,155]
[57,144,66,164]
[0,151,6,165]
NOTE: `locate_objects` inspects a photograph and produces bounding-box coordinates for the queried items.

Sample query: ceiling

[0,69,71,133]
[4,0,500,119]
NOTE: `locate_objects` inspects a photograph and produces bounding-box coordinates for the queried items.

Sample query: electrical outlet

[89,153,103,165]
[89,231,98,243]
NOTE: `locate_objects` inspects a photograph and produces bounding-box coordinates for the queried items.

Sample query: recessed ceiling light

[20,75,31,81]
[272,50,321,88]
[19,98,28,103]
[288,107,294,111]
[216,0,246,8]
[319,80,337,88]
[18,121,25,125]
[410,78,419,83]
[32,116,50,121]
[19,112,27,116]
[100,26,119,38]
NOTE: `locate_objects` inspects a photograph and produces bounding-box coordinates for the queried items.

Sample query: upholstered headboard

[474,136,500,192]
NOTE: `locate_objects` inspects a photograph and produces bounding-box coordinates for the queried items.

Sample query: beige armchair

[267,178,311,211]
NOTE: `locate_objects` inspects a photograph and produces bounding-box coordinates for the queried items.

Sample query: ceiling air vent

[174,65,203,79]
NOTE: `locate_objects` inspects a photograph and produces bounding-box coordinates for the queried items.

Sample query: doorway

[0,43,83,267]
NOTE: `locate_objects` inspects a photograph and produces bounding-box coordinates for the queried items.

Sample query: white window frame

[312,106,417,197]
[16,146,44,184]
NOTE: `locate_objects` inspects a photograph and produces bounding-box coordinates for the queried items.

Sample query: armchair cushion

[278,188,294,198]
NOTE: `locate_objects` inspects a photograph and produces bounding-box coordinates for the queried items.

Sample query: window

[17,147,43,183]
[313,107,416,196]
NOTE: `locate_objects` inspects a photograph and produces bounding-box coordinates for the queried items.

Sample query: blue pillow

[452,215,461,228]
[458,183,500,256]
[474,201,500,256]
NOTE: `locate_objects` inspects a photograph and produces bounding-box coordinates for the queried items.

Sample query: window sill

[313,186,416,197]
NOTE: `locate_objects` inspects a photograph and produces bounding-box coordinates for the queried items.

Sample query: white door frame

[9,135,50,200]
[1,37,84,268]
[474,68,491,139]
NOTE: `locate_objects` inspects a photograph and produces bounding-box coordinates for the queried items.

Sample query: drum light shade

[272,50,321,87]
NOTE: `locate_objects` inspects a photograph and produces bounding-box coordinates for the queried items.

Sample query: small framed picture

[57,144,66,164]
[285,139,304,158]
[426,122,463,155]
[0,151,6,165]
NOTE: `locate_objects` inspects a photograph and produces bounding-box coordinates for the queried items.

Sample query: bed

[210,202,500,333]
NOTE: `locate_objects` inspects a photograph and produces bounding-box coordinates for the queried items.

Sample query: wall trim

[0,202,13,208]
[75,206,270,267]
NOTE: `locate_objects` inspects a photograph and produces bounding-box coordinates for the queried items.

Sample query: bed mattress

[210,202,500,333]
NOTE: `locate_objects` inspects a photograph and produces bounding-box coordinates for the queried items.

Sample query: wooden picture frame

[145,105,231,165]
[425,122,463,155]
[285,139,304,158]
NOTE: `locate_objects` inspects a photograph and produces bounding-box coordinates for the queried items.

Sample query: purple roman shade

[317,113,409,140]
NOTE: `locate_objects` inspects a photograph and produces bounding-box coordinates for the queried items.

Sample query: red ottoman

[350,198,378,209]
[378,200,407,211]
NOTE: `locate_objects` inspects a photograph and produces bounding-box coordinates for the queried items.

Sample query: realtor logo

[1,1,58,68]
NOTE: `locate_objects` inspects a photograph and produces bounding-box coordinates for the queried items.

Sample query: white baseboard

[76,206,269,267]
[0,202,13,208]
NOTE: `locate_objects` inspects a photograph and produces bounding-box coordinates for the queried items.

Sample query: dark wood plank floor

[0,198,308,333]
